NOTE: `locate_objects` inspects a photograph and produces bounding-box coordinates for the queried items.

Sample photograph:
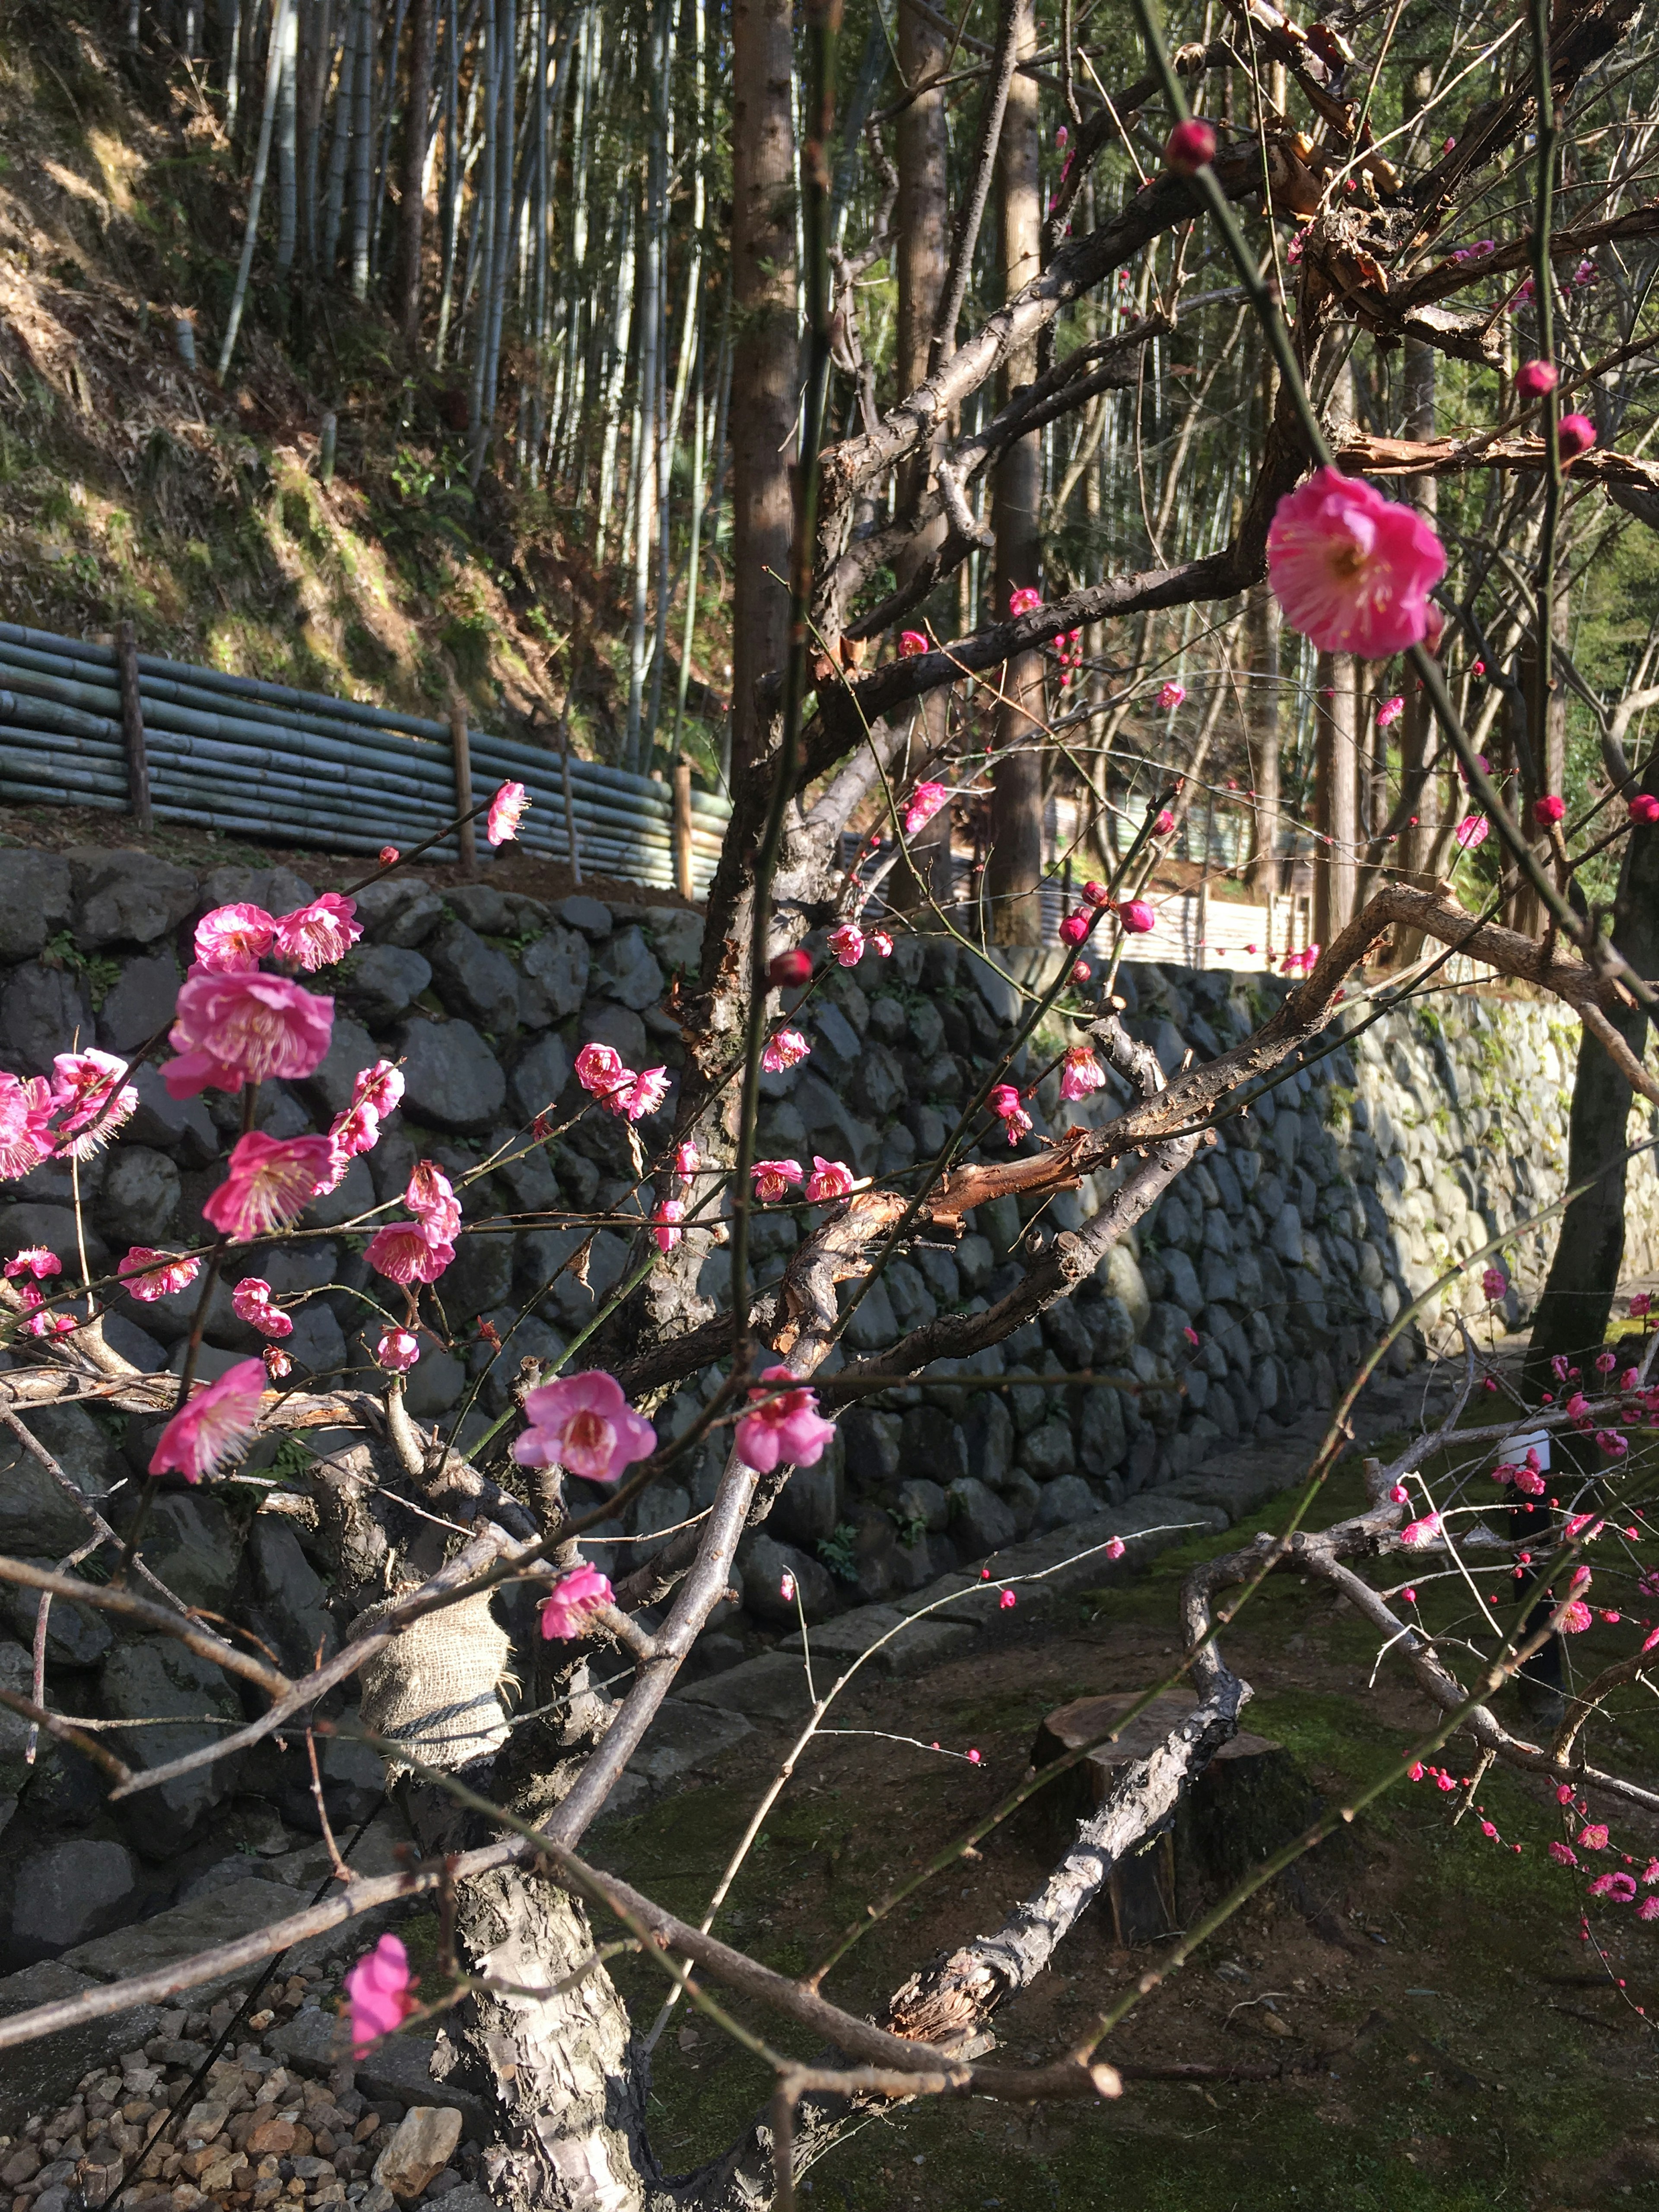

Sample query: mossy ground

[534,1417,1659,2211]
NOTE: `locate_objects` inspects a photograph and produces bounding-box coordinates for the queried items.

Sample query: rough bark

[1313,652,1358,947]
[1526,754,1659,1384]
[887,0,953,918]
[397,0,434,347]
[986,0,1043,948]
[728,0,797,789]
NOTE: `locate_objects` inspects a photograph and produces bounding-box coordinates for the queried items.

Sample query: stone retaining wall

[0,844,1655,1965]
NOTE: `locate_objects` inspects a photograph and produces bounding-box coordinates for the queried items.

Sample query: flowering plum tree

[7,0,1659,2206]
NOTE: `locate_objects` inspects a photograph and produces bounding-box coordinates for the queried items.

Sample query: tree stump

[1028,1693,1320,1944]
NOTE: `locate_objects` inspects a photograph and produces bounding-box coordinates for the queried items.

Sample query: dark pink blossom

[272,893,360,971]
[202,1132,337,1243]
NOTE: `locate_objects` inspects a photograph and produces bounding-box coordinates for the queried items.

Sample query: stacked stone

[4,845,1659,1892]
[0,1984,489,2212]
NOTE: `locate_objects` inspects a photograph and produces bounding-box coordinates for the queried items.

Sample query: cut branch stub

[1027,1694,1321,1942]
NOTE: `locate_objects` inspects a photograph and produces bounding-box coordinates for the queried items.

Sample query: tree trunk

[1244,579,1280,897]
[350,0,374,299]
[397,0,434,347]
[1526,753,1659,1382]
[1313,651,1357,947]
[727,0,796,787]
[985,0,1043,949]
[888,0,953,916]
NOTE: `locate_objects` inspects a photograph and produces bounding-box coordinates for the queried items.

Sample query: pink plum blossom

[148,1357,267,1483]
[1454,814,1490,852]
[379,846,400,865]
[344,1933,415,2057]
[1399,1512,1442,1546]
[264,1345,292,1379]
[376,1330,421,1372]
[898,630,928,657]
[118,1248,202,1301]
[540,1561,614,1639]
[194,903,276,972]
[0,1074,54,1182]
[513,1371,656,1483]
[354,1059,404,1116]
[1008,585,1043,617]
[1376,694,1404,728]
[1590,1872,1638,1902]
[869,929,894,958]
[406,1160,462,1239]
[610,1067,671,1121]
[827,923,865,967]
[674,1139,700,1177]
[1483,1265,1508,1300]
[763,1028,810,1073]
[1533,794,1566,826]
[1560,1599,1594,1633]
[752,1159,802,1202]
[232,1278,293,1339]
[1266,468,1446,658]
[364,1220,455,1284]
[652,1198,684,1253]
[1000,1589,1017,1610]
[1579,1823,1610,1850]
[272,893,361,971]
[50,1052,137,1158]
[1158,681,1186,709]
[1060,1046,1106,1102]
[575,1042,628,1095]
[486,781,530,845]
[3,1247,60,1281]
[734,1365,836,1473]
[904,781,950,835]
[163,969,334,1097]
[202,1132,337,1243]
[806,1156,854,1203]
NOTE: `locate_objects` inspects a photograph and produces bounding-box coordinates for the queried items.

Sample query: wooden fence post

[117,621,151,834]
[673,754,694,900]
[450,700,477,876]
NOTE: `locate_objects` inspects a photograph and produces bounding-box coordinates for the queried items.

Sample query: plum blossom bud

[379,846,400,865]
[1482,1265,1508,1301]
[1630,793,1659,826]
[780,1571,797,1603]
[1164,118,1216,173]
[1059,912,1090,946]
[1071,960,1091,983]
[1556,413,1596,458]
[1516,359,1558,397]
[768,947,813,988]
[1154,809,1175,835]
[1118,899,1156,934]
[1533,794,1565,826]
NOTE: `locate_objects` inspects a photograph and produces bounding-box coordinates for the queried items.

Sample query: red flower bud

[768,948,814,988]
[1165,119,1217,174]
